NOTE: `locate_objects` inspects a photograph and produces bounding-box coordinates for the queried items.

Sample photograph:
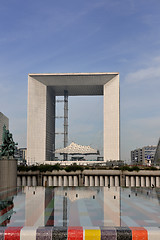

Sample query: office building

[154,138,160,165]
[131,145,156,165]
[0,112,9,145]
[15,147,27,165]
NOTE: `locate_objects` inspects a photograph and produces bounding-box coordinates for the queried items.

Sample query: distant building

[15,147,27,165]
[131,145,157,165]
[154,138,160,165]
[0,112,9,145]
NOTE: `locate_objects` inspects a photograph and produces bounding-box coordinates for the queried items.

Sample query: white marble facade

[27,73,120,163]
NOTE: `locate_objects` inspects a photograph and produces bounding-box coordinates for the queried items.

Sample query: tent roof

[55,142,99,155]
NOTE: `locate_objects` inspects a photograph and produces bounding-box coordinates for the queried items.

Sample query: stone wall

[0,157,17,190]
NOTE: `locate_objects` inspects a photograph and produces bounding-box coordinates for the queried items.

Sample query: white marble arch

[27,73,120,163]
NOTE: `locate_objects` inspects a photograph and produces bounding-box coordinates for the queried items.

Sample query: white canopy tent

[55,142,99,155]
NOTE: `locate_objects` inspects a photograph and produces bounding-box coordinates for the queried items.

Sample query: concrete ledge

[0,226,160,239]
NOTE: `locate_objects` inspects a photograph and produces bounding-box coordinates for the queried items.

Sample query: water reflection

[50,187,121,227]
[0,187,160,227]
[0,188,17,226]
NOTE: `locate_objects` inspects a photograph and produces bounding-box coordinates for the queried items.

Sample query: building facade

[0,112,9,145]
[27,73,120,164]
[131,145,157,165]
[154,138,160,165]
[15,147,27,165]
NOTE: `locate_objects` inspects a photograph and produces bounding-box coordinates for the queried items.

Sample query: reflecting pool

[0,187,160,227]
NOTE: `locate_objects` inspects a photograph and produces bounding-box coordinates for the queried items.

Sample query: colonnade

[17,172,160,187]
[43,175,79,187]
[17,175,79,187]
[84,175,160,187]
[84,175,120,187]
[125,175,160,187]
[17,175,37,187]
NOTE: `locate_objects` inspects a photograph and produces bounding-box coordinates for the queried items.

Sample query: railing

[17,170,160,187]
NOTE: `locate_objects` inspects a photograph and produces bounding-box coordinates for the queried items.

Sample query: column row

[17,176,37,187]
[17,174,160,187]
[84,175,120,187]
[43,175,79,187]
[125,176,160,187]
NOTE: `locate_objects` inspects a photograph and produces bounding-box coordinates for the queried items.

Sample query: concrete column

[22,176,26,186]
[141,176,145,187]
[151,177,155,187]
[17,176,21,187]
[53,176,58,186]
[32,176,37,187]
[115,176,119,187]
[69,176,73,186]
[27,176,31,187]
[58,176,63,186]
[136,176,140,187]
[110,176,114,187]
[156,176,160,187]
[48,176,53,186]
[64,176,68,186]
[74,176,78,186]
[131,176,135,187]
[27,77,47,163]
[104,75,119,161]
[90,176,94,186]
[43,176,47,186]
[125,176,130,187]
[146,176,150,187]
[95,176,99,186]
[105,176,109,186]
[100,176,104,186]
[85,176,89,186]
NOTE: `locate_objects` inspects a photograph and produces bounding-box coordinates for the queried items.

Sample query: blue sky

[0,0,160,162]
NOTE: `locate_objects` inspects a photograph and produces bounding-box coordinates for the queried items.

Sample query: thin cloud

[125,57,160,84]
[129,116,160,129]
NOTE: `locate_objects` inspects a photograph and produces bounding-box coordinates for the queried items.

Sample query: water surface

[0,187,160,227]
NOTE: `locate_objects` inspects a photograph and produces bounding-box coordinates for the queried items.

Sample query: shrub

[38,164,62,172]
[64,163,84,172]
[120,165,140,172]
[144,166,157,170]
[17,163,62,172]
[17,165,28,171]
[130,165,140,172]
[120,165,130,171]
